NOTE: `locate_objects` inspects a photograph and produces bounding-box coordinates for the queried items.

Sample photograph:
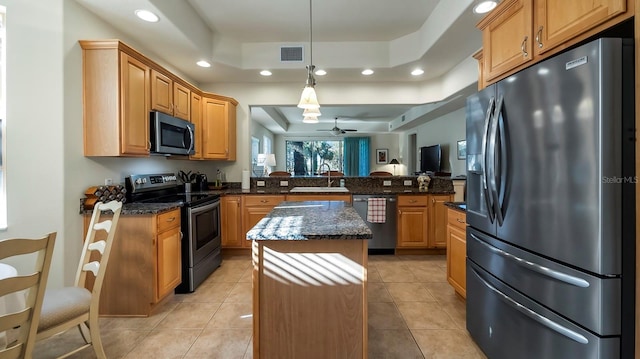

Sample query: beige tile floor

[34,254,486,359]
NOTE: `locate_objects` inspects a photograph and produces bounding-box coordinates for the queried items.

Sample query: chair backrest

[369,171,392,176]
[0,232,56,359]
[320,171,344,177]
[76,201,122,302]
[269,171,291,177]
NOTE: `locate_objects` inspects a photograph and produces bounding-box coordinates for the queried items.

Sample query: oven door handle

[188,198,220,214]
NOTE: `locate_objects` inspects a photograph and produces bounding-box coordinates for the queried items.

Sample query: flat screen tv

[420,144,441,173]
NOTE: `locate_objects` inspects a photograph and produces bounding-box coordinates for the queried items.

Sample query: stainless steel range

[126,173,222,293]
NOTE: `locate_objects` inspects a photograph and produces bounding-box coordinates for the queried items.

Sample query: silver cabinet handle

[521,36,529,57]
[535,26,543,48]
[470,233,590,288]
[470,266,589,344]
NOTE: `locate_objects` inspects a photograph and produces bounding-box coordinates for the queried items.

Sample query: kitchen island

[247,201,372,359]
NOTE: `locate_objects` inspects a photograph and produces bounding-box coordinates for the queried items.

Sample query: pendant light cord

[309,0,313,67]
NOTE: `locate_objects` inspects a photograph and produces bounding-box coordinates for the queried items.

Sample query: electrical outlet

[280,180,289,187]
[257,180,266,187]
[404,180,412,186]
[383,180,392,186]
[105,178,113,185]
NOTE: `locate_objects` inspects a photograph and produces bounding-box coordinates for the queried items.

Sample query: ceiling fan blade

[342,129,357,132]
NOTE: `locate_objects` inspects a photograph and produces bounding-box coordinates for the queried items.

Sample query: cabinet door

[243,207,274,248]
[120,53,150,155]
[534,0,627,55]
[173,82,191,120]
[221,196,243,248]
[397,206,428,248]
[479,0,533,82]
[447,224,466,298]
[150,69,173,115]
[429,195,452,248]
[190,92,203,159]
[202,97,230,159]
[156,226,182,301]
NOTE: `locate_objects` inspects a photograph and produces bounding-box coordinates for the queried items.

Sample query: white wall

[405,107,466,177]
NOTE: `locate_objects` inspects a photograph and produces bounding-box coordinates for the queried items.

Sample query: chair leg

[77,323,91,344]
[88,313,106,359]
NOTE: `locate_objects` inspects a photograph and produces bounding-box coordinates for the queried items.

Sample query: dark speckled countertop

[444,202,466,212]
[246,201,372,241]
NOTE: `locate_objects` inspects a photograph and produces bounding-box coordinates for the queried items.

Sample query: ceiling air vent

[280,46,304,62]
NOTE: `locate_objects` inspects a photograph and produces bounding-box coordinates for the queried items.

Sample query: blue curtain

[343,137,369,176]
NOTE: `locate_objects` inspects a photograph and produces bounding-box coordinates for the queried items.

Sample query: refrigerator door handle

[492,95,506,226]
[470,266,590,344]
[482,96,496,222]
[487,96,501,225]
[470,233,590,288]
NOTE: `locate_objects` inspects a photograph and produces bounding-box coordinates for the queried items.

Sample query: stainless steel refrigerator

[465,37,635,358]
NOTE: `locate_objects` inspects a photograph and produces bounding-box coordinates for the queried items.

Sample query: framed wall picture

[376,149,389,164]
[457,140,467,160]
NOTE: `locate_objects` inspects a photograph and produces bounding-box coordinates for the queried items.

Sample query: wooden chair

[269,171,291,177]
[36,201,122,359]
[369,171,392,176]
[0,232,57,359]
[320,171,344,177]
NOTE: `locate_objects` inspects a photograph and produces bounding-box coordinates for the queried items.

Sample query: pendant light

[297,0,320,112]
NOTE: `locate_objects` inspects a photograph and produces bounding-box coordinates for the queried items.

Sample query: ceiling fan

[317,117,358,136]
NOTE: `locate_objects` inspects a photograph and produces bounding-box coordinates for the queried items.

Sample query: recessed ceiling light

[411,69,424,76]
[260,70,272,76]
[473,1,498,14]
[361,69,374,76]
[134,9,159,23]
[196,60,211,68]
[315,69,327,76]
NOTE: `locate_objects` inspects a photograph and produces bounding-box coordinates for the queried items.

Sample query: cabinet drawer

[244,195,285,207]
[448,209,466,229]
[397,195,428,207]
[157,209,181,232]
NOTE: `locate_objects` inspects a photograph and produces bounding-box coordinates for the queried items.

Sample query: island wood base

[252,239,368,359]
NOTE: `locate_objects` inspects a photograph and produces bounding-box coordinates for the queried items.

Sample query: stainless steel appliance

[353,194,396,254]
[126,173,221,293]
[150,111,195,156]
[465,38,635,358]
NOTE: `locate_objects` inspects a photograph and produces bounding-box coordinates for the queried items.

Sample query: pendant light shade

[303,116,319,124]
[302,107,321,117]
[298,0,320,114]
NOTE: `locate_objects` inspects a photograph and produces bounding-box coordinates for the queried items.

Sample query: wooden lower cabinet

[221,195,243,248]
[446,207,467,298]
[84,208,182,316]
[429,194,454,248]
[397,195,429,248]
[241,195,285,248]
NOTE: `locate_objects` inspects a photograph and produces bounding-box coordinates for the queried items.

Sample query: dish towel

[367,198,386,223]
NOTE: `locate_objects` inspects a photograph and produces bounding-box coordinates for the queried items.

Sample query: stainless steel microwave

[150,111,195,155]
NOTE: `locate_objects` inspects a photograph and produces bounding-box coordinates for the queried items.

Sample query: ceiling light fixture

[303,107,321,117]
[196,60,211,68]
[411,69,424,76]
[362,69,374,76]
[297,0,320,114]
[134,9,159,23]
[473,0,498,14]
[315,69,327,76]
[303,116,319,124]
[260,70,272,76]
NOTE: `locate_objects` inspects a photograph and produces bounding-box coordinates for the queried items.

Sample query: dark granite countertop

[209,187,454,196]
[80,202,182,215]
[444,202,466,212]
[246,201,372,241]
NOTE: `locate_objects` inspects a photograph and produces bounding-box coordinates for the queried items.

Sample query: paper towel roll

[242,170,250,189]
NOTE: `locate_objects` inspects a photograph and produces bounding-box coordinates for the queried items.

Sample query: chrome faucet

[319,163,333,187]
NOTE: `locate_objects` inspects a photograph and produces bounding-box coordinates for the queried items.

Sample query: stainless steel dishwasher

[352,194,397,254]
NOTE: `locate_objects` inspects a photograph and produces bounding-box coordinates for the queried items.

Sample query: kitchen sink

[289,186,350,193]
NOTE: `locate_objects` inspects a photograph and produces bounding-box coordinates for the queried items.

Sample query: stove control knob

[135,178,143,185]
[142,178,147,184]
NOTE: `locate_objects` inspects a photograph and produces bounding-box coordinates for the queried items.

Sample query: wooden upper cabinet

[202,95,237,160]
[150,69,191,121]
[477,0,533,82]
[80,40,150,157]
[534,0,627,56]
[476,0,633,86]
[173,82,191,120]
[190,92,203,159]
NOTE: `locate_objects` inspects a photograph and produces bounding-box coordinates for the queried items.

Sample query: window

[285,140,343,175]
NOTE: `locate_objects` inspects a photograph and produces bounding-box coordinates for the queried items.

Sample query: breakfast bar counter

[247,201,371,359]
